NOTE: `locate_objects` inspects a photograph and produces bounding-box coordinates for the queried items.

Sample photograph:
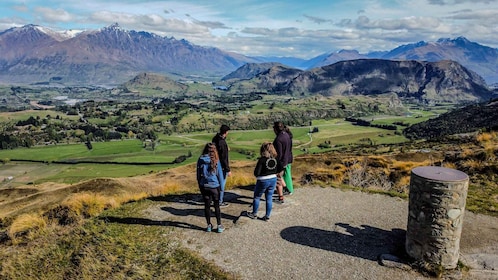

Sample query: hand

[227,171,232,177]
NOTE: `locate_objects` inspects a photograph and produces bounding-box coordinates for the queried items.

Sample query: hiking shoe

[260,216,270,222]
[206,224,212,232]
[217,225,225,233]
[220,202,229,208]
[246,212,256,219]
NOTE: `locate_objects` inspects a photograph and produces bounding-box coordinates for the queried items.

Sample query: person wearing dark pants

[197,143,225,233]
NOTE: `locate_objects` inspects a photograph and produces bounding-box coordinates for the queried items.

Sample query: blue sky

[1,0,497,58]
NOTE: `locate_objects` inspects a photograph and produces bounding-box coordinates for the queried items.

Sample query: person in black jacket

[272,121,292,204]
[247,142,279,221]
[212,124,231,207]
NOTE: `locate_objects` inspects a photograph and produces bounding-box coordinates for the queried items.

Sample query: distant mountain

[249,57,308,69]
[309,37,498,85]
[221,62,287,81]
[121,72,188,94]
[1,23,497,86]
[223,59,495,103]
[404,99,498,139]
[0,24,255,86]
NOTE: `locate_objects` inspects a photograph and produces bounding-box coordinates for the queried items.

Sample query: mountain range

[0,24,497,86]
[218,59,495,103]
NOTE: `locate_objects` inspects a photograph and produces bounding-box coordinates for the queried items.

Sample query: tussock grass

[476,131,496,143]
[1,205,239,279]
[227,172,255,189]
[62,193,111,218]
[392,159,432,172]
[7,213,47,244]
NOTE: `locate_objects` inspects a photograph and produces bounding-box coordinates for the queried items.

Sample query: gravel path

[144,186,498,280]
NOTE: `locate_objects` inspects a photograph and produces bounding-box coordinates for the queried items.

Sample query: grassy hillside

[0,131,496,279]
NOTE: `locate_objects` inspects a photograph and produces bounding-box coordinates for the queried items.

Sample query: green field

[0,117,415,185]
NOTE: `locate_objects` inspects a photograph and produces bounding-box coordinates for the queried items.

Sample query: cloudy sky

[1,0,497,58]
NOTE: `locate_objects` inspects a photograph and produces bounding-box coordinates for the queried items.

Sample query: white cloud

[34,7,74,23]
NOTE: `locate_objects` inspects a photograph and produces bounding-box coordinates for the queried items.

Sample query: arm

[254,158,263,177]
[196,159,202,189]
[219,140,230,172]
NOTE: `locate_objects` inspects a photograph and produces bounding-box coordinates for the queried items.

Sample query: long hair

[260,142,277,158]
[284,125,293,139]
[202,142,219,172]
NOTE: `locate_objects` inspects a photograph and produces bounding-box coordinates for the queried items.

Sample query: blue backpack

[198,161,219,188]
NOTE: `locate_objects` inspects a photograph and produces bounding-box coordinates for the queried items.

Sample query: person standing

[196,143,225,233]
[283,125,294,195]
[212,124,231,207]
[247,142,279,221]
[272,121,292,203]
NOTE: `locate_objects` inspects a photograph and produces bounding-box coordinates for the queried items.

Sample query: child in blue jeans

[247,142,279,221]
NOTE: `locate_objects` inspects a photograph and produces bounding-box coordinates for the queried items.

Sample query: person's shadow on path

[100,216,205,231]
[280,223,406,261]
[101,191,252,231]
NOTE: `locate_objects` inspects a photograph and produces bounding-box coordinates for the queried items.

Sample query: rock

[378,254,412,271]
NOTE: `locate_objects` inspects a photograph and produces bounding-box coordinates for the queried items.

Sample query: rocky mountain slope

[0,24,254,86]
[404,99,498,139]
[309,37,498,85]
[222,59,495,103]
[1,24,497,86]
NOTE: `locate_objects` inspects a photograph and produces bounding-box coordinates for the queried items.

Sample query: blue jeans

[253,177,277,218]
[219,171,227,203]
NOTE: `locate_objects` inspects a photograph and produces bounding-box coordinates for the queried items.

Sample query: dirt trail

[142,186,498,280]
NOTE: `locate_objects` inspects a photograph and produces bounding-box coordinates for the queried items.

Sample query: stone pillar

[406,166,469,269]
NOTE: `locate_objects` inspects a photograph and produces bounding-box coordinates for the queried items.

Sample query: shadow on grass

[280,223,406,261]
[103,190,254,231]
[100,216,205,231]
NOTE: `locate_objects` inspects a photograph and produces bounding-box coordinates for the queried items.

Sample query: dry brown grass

[62,193,119,218]
[7,212,47,244]
[476,132,496,143]
[392,159,432,173]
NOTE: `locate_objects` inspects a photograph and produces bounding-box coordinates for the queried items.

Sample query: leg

[283,164,294,193]
[252,180,265,215]
[212,187,222,225]
[276,172,285,202]
[264,177,277,218]
[219,171,227,204]
[201,188,212,226]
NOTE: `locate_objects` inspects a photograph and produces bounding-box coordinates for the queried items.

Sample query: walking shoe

[219,202,229,208]
[217,224,225,233]
[275,196,284,204]
[246,212,256,219]
[206,224,212,232]
[260,216,270,222]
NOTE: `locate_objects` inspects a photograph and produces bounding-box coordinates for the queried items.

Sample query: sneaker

[219,202,229,208]
[217,224,225,233]
[260,216,270,222]
[275,199,285,204]
[246,212,256,219]
[206,224,212,232]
